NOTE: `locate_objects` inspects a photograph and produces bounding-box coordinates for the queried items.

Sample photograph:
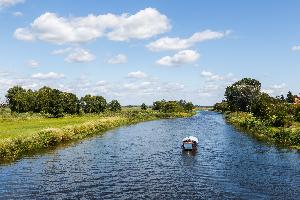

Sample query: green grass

[0,115,105,139]
[0,108,195,162]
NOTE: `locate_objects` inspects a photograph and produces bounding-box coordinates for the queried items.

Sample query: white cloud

[200,70,234,82]
[26,59,39,68]
[14,27,35,41]
[52,47,95,63]
[14,8,170,44]
[65,48,95,63]
[147,29,230,51]
[0,0,24,9]
[127,71,147,78]
[262,83,287,96]
[272,83,286,89]
[51,47,72,55]
[291,45,300,51]
[107,54,127,64]
[156,50,200,66]
[31,72,65,80]
[12,11,23,16]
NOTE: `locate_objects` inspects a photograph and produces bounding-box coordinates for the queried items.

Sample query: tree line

[214,78,300,127]
[5,86,195,118]
[152,99,194,113]
[6,86,121,117]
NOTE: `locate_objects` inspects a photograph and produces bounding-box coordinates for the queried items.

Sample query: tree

[161,101,183,113]
[6,86,28,113]
[286,91,295,103]
[80,95,107,113]
[141,103,147,110]
[108,100,121,112]
[213,101,229,112]
[153,100,165,110]
[251,92,273,120]
[36,87,64,117]
[183,102,194,112]
[225,78,261,112]
[294,104,300,122]
[60,92,80,114]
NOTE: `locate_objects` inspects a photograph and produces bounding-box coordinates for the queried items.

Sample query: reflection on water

[182,150,197,157]
[0,111,300,199]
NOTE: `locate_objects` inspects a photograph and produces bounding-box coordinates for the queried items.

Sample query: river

[0,111,300,199]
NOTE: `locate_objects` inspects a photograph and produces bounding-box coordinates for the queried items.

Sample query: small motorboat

[182,136,198,150]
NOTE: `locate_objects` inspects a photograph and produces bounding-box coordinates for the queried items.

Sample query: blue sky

[0,0,300,105]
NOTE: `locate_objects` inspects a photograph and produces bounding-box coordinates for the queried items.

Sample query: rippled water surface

[1,111,300,199]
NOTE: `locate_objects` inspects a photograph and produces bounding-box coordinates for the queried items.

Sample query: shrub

[141,103,147,110]
[108,100,121,112]
[213,101,229,112]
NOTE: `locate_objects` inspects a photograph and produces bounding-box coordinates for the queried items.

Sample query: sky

[0,0,300,105]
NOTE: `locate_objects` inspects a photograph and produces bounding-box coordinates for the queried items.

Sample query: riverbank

[226,112,300,150]
[0,109,195,162]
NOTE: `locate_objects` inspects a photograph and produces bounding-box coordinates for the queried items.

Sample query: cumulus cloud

[262,83,287,96]
[156,50,200,66]
[14,27,35,41]
[291,45,300,51]
[65,48,95,63]
[147,29,230,51]
[31,72,65,80]
[127,71,147,78]
[201,70,233,82]
[14,8,170,44]
[26,59,39,68]
[107,54,127,64]
[52,47,95,63]
[0,0,24,9]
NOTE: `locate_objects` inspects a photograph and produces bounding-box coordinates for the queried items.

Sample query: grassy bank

[226,112,300,150]
[0,108,195,162]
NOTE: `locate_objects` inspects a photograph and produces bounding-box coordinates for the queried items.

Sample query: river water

[0,111,300,199]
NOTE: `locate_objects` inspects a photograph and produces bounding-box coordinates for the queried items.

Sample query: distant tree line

[213,78,300,127]
[152,99,194,113]
[6,86,121,117]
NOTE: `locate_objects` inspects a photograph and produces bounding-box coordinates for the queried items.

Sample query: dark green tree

[6,86,28,112]
[36,87,64,117]
[60,92,80,114]
[161,101,183,113]
[251,93,273,120]
[286,91,295,103]
[225,78,261,112]
[80,95,107,113]
[183,102,194,112]
[141,103,147,110]
[108,100,121,112]
[152,99,165,110]
[213,101,229,112]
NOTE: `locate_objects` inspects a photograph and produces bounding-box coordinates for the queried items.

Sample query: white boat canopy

[182,136,199,143]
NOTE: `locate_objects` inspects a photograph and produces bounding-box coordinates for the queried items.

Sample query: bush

[108,100,121,112]
[152,99,194,113]
[213,101,229,112]
[141,103,147,110]
[293,104,300,122]
[80,95,107,113]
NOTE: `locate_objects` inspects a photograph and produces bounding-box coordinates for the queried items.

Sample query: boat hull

[182,142,197,151]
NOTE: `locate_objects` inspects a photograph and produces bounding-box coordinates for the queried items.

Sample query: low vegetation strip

[0,110,194,162]
[226,112,300,150]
